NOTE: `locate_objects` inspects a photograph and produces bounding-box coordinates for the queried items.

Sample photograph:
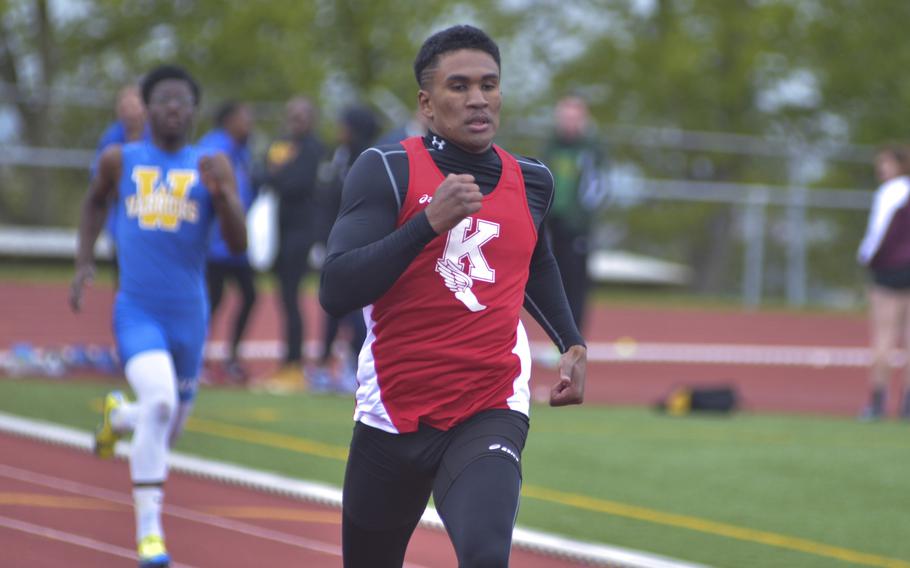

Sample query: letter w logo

[441,217,500,283]
[130,166,198,231]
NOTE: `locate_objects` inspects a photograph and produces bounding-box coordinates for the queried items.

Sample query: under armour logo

[431,136,446,151]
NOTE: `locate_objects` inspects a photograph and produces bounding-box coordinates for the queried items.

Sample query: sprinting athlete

[320,25,587,567]
[70,65,246,568]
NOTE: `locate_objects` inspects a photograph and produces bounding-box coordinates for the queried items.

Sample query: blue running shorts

[113,292,209,402]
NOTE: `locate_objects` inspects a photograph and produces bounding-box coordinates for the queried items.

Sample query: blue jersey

[114,141,217,305]
[198,128,254,264]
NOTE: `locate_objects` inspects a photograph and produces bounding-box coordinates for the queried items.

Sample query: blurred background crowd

[2,0,910,388]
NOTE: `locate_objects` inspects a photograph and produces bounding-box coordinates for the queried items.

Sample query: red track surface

[0,281,883,415]
[0,433,589,567]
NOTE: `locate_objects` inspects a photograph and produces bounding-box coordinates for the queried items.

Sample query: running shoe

[93,390,125,459]
[137,534,170,568]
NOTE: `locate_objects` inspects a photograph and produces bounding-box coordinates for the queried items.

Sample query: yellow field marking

[523,485,910,568]
[170,415,910,567]
[195,407,282,423]
[248,408,281,422]
[0,492,125,512]
[204,506,340,524]
[185,417,349,461]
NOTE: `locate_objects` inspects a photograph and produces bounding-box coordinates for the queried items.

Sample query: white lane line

[529,341,907,368]
[206,339,904,368]
[0,514,199,568]
[8,339,900,370]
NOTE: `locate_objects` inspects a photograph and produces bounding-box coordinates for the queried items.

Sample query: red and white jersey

[354,136,538,433]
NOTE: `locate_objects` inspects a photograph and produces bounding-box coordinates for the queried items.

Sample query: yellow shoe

[256,364,307,394]
[93,390,126,459]
[137,534,170,567]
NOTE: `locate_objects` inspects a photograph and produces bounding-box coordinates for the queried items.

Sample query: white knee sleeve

[125,350,177,484]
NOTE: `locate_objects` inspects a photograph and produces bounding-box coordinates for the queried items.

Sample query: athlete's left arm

[200,152,247,254]
[521,158,586,406]
[525,228,587,406]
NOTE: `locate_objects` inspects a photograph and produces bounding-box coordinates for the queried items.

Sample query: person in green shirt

[542,95,607,330]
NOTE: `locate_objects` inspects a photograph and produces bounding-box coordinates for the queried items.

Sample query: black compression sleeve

[319,149,438,316]
[523,223,585,352]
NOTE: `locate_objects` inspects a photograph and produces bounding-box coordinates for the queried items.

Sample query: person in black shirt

[320,25,586,568]
[259,96,325,391]
[311,104,381,391]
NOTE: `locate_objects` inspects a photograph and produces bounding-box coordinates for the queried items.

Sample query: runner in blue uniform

[70,65,246,568]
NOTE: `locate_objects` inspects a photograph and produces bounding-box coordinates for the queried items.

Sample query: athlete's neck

[423,130,502,195]
[424,130,495,160]
[152,134,187,153]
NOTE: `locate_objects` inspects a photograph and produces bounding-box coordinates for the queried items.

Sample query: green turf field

[1,378,907,568]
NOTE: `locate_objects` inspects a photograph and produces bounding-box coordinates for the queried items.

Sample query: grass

[0,259,297,292]
[0,259,116,284]
[593,284,865,315]
[0,377,908,567]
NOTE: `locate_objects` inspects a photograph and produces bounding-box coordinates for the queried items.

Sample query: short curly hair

[140,64,201,107]
[413,25,500,89]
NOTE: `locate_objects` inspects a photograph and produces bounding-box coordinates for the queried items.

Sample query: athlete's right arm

[319,148,437,316]
[70,145,121,312]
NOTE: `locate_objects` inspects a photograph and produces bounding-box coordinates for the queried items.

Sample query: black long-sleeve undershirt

[319,132,584,352]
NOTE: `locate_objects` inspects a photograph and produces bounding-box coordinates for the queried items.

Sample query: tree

[0,0,57,223]
[0,0,540,225]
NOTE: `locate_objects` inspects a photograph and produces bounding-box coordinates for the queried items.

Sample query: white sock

[110,401,138,432]
[133,486,164,542]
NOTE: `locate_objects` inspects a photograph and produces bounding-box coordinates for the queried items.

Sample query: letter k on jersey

[442,217,500,282]
[436,217,500,312]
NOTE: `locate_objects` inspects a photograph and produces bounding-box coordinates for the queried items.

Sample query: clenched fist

[69,262,95,313]
[425,174,483,234]
[550,344,587,407]
[198,154,230,199]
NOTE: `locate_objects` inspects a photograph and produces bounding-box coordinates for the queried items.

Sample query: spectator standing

[259,96,326,391]
[199,101,257,383]
[311,104,380,391]
[541,95,607,331]
[857,145,910,420]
